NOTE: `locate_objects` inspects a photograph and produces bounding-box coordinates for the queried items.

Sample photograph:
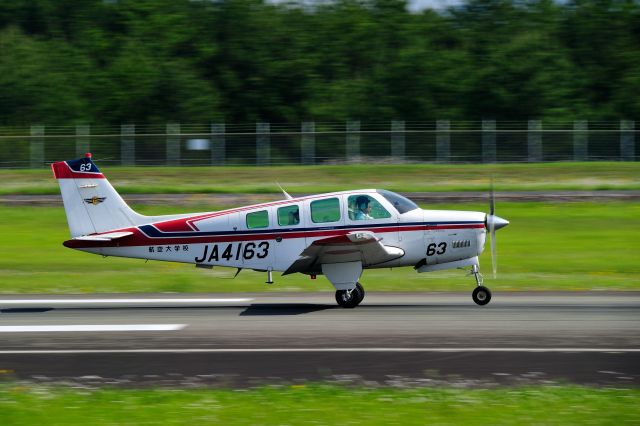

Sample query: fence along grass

[0,121,636,168]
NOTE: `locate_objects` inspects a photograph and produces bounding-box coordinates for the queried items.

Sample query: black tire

[472,286,492,306]
[353,282,365,304]
[335,282,365,308]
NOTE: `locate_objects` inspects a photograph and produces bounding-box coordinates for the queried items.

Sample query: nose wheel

[470,264,491,306]
[472,285,491,306]
[336,282,365,308]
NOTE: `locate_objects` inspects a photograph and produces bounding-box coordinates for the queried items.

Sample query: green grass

[0,202,638,294]
[0,384,638,425]
[1,162,639,195]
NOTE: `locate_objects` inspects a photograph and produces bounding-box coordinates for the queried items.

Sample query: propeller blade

[488,178,496,278]
[489,177,495,216]
[490,218,497,278]
[486,178,508,278]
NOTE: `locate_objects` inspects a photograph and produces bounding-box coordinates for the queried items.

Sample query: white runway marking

[0,347,637,354]
[0,298,252,305]
[0,324,186,333]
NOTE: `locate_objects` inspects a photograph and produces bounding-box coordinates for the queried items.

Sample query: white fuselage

[74,190,487,274]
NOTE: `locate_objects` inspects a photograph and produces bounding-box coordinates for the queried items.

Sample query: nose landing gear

[470,264,491,306]
[335,282,365,308]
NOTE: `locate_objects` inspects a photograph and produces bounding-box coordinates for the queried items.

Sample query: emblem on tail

[84,196,106,205]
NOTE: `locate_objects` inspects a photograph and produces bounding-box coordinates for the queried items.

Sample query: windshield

[377,189,419,214]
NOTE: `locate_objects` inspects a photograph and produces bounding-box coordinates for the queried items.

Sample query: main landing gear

[470,264,492,306]
[335,282,365,308]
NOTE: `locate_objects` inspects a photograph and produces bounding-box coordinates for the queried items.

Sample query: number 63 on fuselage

[52,154,509,308]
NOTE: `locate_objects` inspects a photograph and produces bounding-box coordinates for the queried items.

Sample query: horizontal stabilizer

[73,231,134,242]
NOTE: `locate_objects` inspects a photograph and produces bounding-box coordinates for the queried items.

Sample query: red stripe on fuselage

[63,223,484,249]
[154,219,199,232]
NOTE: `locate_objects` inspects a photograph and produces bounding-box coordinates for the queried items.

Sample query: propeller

[485,179,509,278]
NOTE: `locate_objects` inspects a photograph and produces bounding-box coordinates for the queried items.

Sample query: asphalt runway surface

[0,292,638,387]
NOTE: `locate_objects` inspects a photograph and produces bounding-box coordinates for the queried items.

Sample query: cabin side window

[246,210,269,229]
[278,205,300,226]
[310,198,341,223]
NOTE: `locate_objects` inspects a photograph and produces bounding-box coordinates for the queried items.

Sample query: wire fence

[0,120,636,168]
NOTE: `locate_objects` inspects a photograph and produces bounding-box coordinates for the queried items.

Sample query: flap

[73,231,134,241]
[283,231,404,275]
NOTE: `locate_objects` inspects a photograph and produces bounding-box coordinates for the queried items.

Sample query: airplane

[52,153,509,308]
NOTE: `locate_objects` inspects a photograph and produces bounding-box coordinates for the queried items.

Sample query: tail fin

[51,153,147,237]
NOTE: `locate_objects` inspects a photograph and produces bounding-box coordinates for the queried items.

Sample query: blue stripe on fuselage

[138,221,484,239]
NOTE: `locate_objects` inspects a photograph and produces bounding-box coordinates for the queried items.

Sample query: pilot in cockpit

[354,196,373,220]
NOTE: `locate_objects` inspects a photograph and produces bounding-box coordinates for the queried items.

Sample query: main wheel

[335,282,365,308]
[472,285,492,306]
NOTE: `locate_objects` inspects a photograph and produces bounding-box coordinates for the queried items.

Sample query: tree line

[0,0,638,127]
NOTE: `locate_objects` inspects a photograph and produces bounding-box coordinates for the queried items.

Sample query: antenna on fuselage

[276,182,293,200]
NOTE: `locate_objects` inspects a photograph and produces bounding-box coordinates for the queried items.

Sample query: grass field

[0,201,638,294]
[0,384,638,425]
[0,162,639,195]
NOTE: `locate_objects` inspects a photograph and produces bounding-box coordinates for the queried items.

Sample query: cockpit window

[377,189,419,214]
[348,195,391,220]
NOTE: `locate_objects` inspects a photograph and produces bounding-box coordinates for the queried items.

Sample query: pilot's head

[356,196,370,212]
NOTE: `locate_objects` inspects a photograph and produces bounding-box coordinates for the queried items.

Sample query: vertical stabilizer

[51,153,146,237]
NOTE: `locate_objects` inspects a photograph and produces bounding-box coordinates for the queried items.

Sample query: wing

[283,231,404,275]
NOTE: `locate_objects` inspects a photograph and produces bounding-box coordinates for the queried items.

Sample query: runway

[0,292,638,387]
